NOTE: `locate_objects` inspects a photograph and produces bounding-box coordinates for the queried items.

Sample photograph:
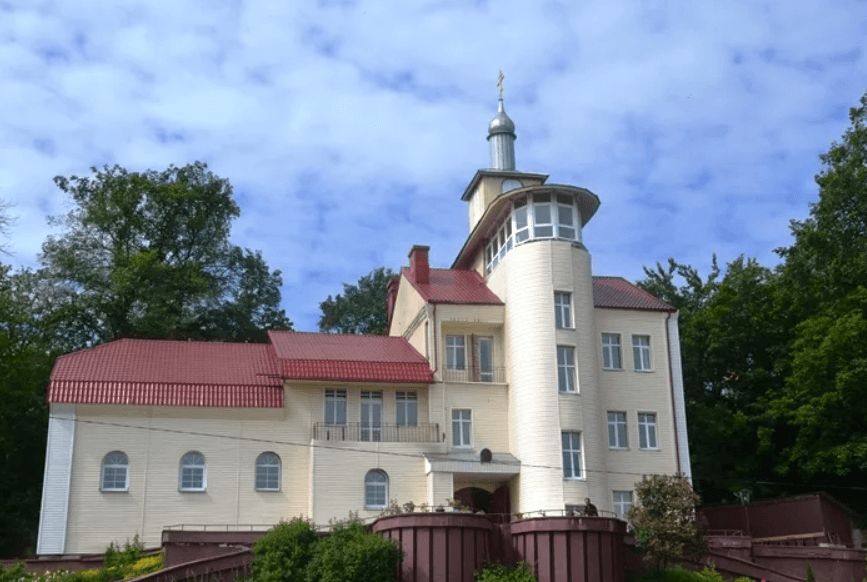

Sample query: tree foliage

[0,265,53,558]
[628,474,706,572]
[307,521,402,582]
[39,162,292,344]
[318,266,395,335]
[251,518,318,582]
[637,90,867,515]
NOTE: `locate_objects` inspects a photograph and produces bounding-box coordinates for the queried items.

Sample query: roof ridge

[50,379,283,387]
[269,330,408,340]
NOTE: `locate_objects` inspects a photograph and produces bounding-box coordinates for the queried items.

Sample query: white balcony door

[477,337,493,382]
[361,392,382,442]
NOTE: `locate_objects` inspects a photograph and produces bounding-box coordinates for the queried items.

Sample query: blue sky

[2,1,866,331]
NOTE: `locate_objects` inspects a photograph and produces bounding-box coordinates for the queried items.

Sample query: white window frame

[632,335,652,371]
[325,389,347,426]
[562,431,583,480]
[601,333,622,370]
[396,391,418,426]
[452,409,472,448]
[255,452,281,491]
[613,491,634,520]
[179,451,207,492]
[364,469,388,509]
[607,411,628,449]
[446,335,466,370]
[531,193,554,238]
[554,291,573,329]
[557,345,577,393]
[101,451,129,492]
[638,413,659,450]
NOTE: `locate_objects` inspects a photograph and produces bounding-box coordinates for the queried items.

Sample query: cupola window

[485,193,583,274]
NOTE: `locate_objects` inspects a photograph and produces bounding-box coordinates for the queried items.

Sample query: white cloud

[0,0,865,329]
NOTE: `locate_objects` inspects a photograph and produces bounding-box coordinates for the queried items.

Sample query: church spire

[487,71,517,171]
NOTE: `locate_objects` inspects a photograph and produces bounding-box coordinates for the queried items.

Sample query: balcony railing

[442,366,507,383]
[312,422,443,443]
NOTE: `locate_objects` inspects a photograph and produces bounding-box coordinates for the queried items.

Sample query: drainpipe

[665,312,682,475]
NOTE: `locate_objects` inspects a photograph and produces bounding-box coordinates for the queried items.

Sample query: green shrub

[251,518,318,582]
[805,562,816,582]
[104,536,144,571]
[306,521,402,582]
[475,562,537,582]
[627,564,755,582]
[122,555,164,579]
[0,563,32,582]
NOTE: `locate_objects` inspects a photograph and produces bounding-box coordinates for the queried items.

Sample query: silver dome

[488,98,516,136]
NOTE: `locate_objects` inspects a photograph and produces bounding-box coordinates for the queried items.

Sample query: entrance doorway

[453,483,511,515]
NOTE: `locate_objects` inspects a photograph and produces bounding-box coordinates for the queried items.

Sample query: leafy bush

[104,536,144,570]
[306,521,402,582]
[0,562,32,582]
[627,563,755,582]
[122,555,164,579]
[251,518,318,582]
[475,562,537,582]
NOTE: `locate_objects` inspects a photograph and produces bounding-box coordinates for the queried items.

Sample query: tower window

[554,292,572,329]
[557,346,576,393]
[562,431,582,479]
[484,194,583,275]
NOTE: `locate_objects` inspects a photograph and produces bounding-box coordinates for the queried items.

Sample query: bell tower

[488,71,517,171]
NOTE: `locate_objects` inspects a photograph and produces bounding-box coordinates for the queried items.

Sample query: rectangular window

[607,411,628,448]
[632,335,652,371]
[360,391,382,442]
[514,198,530,243]
[601,333,622,369]
[477,336,494,382]
[562,431,582,479]
[554,291,572,329]
[446,335,466,370]
[396,392,418,426]
[557,346,576,393]
[613,491,634,520]
[532,193,553,238]
[325,390,347,425]
[557,194,576,240]
[452,409,472,447]
[638,413,658,449]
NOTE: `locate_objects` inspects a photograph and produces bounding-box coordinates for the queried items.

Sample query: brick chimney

[409,245,430,285]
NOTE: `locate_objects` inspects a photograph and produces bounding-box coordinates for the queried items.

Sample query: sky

[2,1,867,331]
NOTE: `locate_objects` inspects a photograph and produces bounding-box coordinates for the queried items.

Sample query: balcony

[442,366,507,383]
[312,422,443,443]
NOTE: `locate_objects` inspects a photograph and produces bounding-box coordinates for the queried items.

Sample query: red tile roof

[268,331,434,384]
[48,339,284,407]
[592,277,675,312]
[401,268,503,305]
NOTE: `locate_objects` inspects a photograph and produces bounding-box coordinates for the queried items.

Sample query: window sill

[365,506,387,511]
[100,489,129,493]
[633,369,654,373]
[256,488,281,492]
[602,367,623,372]
[639,448,661,452]
[564,477,585,482]
[558,390,579,395]
[608,447,630,452]
[179,489,207,493]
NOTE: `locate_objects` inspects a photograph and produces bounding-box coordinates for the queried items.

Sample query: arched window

[101,451,129,491]
[179,451,207,491]
[364,469,388,509]
[255,452,281,491]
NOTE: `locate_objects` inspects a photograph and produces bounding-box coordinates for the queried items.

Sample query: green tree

[251,518,317,582]
[638,256,788,503]
[0,265,53,558]
[628,474,706,573]
[763,90,867,499]
[318,266,395,335]
[40,162,292,344]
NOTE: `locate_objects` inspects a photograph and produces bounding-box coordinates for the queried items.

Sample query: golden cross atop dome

[497,70,504,99]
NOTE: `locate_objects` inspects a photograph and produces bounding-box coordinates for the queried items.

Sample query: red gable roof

[48,339,284,407]
[592,277,675,312]
[268,331,433,384]
[401,267,503,305]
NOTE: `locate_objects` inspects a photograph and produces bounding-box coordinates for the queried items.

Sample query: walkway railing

[312,422,443,443]
[442,366,507,383]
